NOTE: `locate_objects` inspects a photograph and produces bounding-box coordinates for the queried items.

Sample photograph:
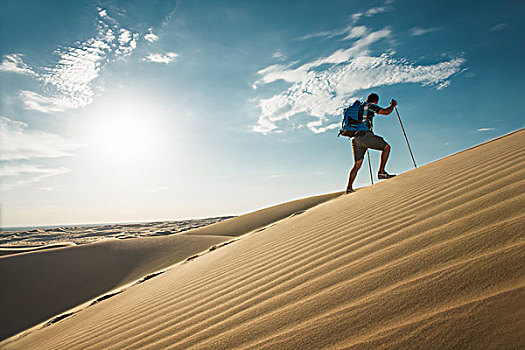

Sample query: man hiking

[346,93,397,193]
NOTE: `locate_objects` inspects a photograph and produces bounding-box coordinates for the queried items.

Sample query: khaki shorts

[352,132,388,162]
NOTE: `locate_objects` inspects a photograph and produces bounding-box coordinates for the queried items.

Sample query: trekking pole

[394,106,417,169]
[367,150,374,185]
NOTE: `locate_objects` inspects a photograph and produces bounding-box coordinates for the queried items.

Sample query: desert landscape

[1,129,523,349]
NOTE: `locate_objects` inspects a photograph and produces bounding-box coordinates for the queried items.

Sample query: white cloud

[436,81,450,90]
[144,33,159,43]
[144,28,159,43]
[306,120,340,134]
[257,29,392,87]
[116,31,139,56]
[351,13,363,23]
[300,25,369,42]
[489,23,506,32]
[351,4,391,23]
[342,26,368,40]
[118,29,132,46]
[410,27,442,36]
[0,164,70,191]
[253,27,465,134]
[143,52,178,64]
[476,128,495,132]
[0,54,37,76]
[364,6,387,17]
[31,17,116,111]
[299,30,335,41]
[0,116,84,160]
[16,8,140,113]
[302,4,392,41]
[0,116,82,190]
[19,90,82,113]
[273,51,285,59]
[300,2,390,41]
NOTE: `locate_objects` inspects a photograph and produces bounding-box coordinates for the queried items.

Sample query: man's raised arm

[377,99,397,115]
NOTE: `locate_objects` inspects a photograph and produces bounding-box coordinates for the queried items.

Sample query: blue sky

[1,0,524,227]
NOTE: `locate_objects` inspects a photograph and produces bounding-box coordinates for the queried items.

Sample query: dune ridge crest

[2,129,524,349]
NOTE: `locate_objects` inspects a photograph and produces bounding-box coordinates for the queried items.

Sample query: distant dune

[0,216,234,247]
[1,129,523,349]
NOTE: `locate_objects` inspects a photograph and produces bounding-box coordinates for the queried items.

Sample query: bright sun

[90,104,160,163]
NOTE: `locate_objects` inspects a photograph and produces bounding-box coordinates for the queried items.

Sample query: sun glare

[90,104,161,163]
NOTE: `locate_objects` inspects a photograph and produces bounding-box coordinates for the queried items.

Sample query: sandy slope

[2,130,524,349]
[184,192,343,237]
[0,192,339,341]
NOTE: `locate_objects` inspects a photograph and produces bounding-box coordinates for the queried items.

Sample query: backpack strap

[358,102,365,123]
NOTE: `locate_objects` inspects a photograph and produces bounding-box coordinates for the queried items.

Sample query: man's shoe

[378,171,396,179]
[345,188,355,194]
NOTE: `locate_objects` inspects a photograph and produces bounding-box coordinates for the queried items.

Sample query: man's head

[366,93,379,104]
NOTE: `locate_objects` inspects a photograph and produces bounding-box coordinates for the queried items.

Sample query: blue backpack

[338,100,369,138]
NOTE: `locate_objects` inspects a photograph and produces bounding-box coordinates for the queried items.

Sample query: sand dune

[0,216,234,248]
[0,192,339,341]
[0,235,229,341]
[1,129,524,349]
[0,242,77,257]
[184,192,343,237]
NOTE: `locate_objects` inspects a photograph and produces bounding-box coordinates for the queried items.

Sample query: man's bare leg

[378,144,391,173]
[347,159,364,192]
